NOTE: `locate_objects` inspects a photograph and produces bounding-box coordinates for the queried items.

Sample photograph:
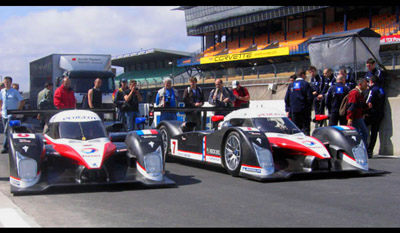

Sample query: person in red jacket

[232,80,250,108]
[347,78,368,148]
[54,76,76,109]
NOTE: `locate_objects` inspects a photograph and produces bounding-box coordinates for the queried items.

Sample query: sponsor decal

[148,141,155,148]
[13,133,35,139]
[332,125,355,130]
[61,115,98,121]
[136,129,158,136]
[302,140,315,146]
[22,146,29,152]
[208,148,220,156]
[241,165,262,174]
[257,112,286,117]
[294,81,301,90]
[81,148,98,154]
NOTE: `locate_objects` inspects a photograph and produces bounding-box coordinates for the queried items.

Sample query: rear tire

[222,132,242,176]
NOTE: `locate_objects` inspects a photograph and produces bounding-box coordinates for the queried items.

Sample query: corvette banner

[199,47,289,64]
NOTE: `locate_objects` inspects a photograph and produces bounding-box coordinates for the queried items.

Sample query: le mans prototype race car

[156,107,385,181]
[7,109,174,194]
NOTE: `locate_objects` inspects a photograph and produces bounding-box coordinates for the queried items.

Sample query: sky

[0,6,201,92]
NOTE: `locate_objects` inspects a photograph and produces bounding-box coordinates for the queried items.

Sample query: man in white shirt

[0,76,25,153]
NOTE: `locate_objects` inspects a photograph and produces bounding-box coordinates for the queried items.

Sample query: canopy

[307,28,382,73]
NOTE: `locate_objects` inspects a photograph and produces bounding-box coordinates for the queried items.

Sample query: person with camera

[123,79,142,131]
[208,78,235,116]
[155,77,179,121]
[113,79,129,126]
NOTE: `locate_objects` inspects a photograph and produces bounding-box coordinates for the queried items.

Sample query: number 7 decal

[171,139,178,155]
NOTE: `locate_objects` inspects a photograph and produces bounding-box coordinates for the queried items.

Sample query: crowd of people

[0,58,386,158]
[284,58,386,158]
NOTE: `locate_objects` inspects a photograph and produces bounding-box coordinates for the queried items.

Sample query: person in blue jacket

[284,69,313,135]
[365,58,384,88]
[309,66,326,126]
[339,68,356,90]
[325,74,350,126]
[364,75,385,158]
[155,78,179,121]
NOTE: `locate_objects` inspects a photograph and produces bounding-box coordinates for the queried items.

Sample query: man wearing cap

[113,78,129,127]
[232,80,250,108]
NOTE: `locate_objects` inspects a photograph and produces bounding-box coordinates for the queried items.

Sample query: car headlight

[144,146,163,178]
[16,152,38,180]
[252,143,274,175]
[352,141,368,169]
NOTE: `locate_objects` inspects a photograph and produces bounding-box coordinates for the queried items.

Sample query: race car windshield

[58,121,107,140]
[252,117,302,135]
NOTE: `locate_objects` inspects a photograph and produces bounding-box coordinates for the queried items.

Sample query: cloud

[0,6,200,91]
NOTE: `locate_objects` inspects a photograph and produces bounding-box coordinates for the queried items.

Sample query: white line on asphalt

[0,208,31,227]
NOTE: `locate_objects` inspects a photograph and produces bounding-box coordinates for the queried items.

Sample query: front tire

[159,125,170,160]
[223,132,242,176]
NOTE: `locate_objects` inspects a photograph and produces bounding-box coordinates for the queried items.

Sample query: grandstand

[112,6,400,89]
[174,6,400,85]
[111,48,196,88]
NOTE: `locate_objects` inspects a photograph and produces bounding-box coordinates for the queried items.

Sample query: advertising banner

[199,47,290,64]
[380,35,400,44]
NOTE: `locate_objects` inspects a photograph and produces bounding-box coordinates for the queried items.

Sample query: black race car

[156,107,386,181]
[7,109,175,194]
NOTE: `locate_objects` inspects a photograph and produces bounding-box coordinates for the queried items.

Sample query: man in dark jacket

[284,69,313,135]
[208,78,235,116]
[124,79,142,131]
[309,66,326,117]
[183,77,204,130]
[325,74,350,126]
[113,79,129,126]
[365,58,384,88]
[364,75,385,158]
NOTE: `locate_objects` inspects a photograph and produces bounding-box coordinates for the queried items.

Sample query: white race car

[7,109,175,194]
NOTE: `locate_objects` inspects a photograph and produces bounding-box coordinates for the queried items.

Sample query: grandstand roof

[112,48,192,67]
